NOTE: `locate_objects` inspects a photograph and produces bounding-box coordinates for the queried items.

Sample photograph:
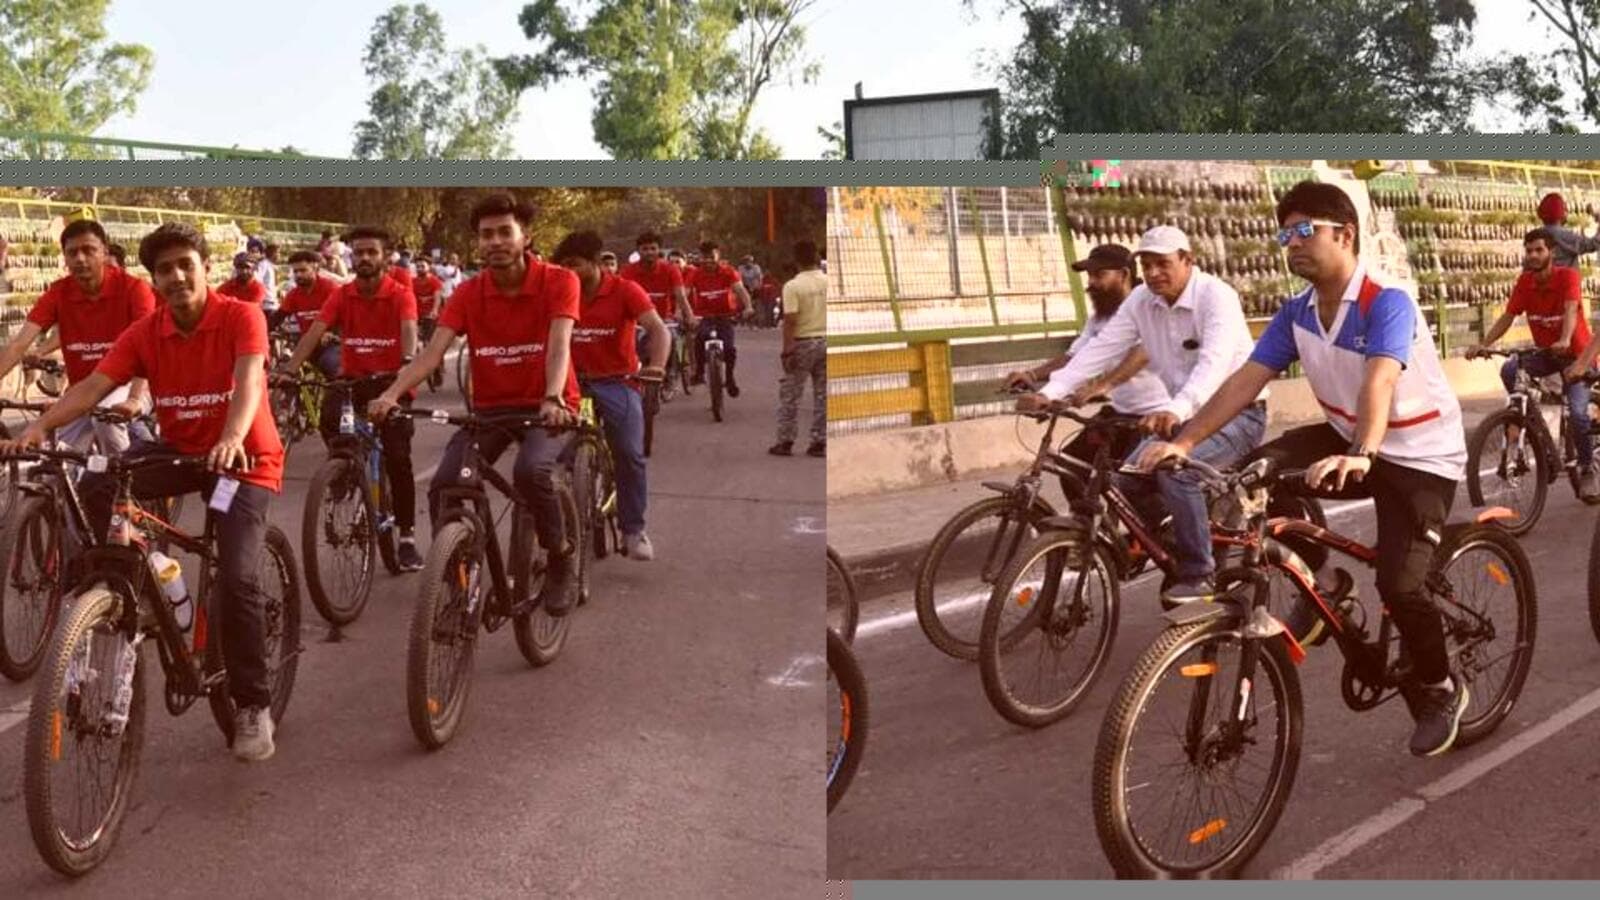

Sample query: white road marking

[0,698,31,736]
[1273,684,1600,879]
[793,516,824,535]
[766,653,824,687]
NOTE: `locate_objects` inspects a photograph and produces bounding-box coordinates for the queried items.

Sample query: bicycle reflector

[1015,586,1035,607]
[1188,819,1227,845]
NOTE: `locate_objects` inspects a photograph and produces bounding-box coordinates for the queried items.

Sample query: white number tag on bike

[210,476,240,513]
[432,408,450,424]
[87,454,108,473]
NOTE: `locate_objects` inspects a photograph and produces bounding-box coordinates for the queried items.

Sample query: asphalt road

[0,328,825,898]
[828,477,1600,880]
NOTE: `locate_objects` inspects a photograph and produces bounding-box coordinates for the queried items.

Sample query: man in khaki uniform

[770,240,827,458]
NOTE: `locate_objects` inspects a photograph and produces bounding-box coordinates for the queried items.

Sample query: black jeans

[81,442,276,708]
[1245,423,1455,685]
[427,412,575,554]
[319,376,417,531]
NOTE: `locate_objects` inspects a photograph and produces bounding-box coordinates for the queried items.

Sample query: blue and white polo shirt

[1249,265,1466,482]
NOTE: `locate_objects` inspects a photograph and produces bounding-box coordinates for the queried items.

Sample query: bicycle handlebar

[0,447,228,477]
[402,406,594,434]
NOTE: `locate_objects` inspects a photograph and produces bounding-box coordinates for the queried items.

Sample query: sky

[97,1,1550,159]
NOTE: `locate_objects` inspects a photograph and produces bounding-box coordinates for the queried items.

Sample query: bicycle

[401,407,592,749]
[454,336,472,405]
[1090,455,1535,878]
[1465,346,1600,535]
[827,546,859,644]
[827,627,868,814]
[420,317,444,392]
[699,318,730,423]
[269,362,327,456]
[289,373,403,627]
[0,395,53,522]
[19,448,301,877]
[573,392,621,567]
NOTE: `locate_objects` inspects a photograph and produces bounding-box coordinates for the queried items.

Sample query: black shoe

[536,549,579,618]
[690,373,705,386]
[397,539,424,572]
[806,440,825,458]
[769,441,793,456]
[726,376,740,398]
[1408,678,1470,757]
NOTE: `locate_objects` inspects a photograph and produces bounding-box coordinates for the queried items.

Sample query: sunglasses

[1276,219,1347,247]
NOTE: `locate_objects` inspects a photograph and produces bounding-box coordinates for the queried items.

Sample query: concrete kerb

[830,357,1519,603]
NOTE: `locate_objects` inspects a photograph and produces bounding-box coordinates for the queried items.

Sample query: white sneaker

[624,532,654,561]
[232,706,276,761]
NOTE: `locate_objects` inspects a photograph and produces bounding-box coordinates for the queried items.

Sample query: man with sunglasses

[1470,228,1600,501]
[1136,180,1469,759]
[1034,225,1265,607]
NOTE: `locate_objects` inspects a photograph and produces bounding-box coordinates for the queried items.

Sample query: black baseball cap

[1071,244,1135,272]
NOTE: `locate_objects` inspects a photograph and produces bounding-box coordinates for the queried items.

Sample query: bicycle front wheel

[827,546,859,644]
[708,348,724,422]
[0,495,66,681]
[24,587,146,877]
[302,457,375,626]
[406,520,481,749]
[1465,408,1547,536]
[914,496,1053,661]
[978,531,1120,728]
[827,628,868,813]
[1092,617,1303,878]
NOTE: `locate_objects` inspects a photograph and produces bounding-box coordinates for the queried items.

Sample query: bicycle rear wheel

[0,496,66,681]
[206,526,302,742]
[302,457,375,626]
[24,587,145,877]
[512,508,571,666]
[826,546,859,644]
[1437,524,1536,748]
[827,628,868,814]
[406,520,480,749]
[1092,617,1303,878]
[1465,408,1547,536]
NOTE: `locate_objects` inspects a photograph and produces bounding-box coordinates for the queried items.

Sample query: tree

[1522,1,1600,128]
[353,4,520,159]
[818,121,844,160]
[496,0,819,160]
[0,0,154,159]
[973,0,1529,154]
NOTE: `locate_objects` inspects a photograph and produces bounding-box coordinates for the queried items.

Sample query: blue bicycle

[287,374,403,626]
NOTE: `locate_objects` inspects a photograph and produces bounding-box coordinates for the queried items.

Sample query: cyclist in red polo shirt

[218,252,269,306]
[372,194,584,616]
[413,255,445,345]
[558,230,671,561]
[687,241,753,396]
[280,225,424,572]
[275,250,341,378]
[2,222,284,762]
[0,218,155,454]
[621,231,696,388]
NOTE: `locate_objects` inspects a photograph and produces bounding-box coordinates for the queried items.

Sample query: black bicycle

[18,449,301,877]
[401,407,592,750]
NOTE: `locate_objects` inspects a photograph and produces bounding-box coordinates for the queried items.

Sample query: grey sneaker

[232,706,276,762]
[624,532,654,561]
[1581,465,1600,503]
[1408,679,1469,757]
[1161,577,1216,607]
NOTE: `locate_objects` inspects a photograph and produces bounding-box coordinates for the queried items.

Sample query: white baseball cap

[1136,225,1192,256]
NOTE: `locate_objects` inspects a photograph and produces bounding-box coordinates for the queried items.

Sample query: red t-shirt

[1508,267,1591,360]
[573,274,654,379]
[95,294,284,492]
[414,273,444,318]
[620,260,684,321]
[688,263,744,317]
[27,266,158,384]
[389,265,415,291]
[439,256,581,410]
[217,277,267,306]
[319,275,417,377]
[279,276,339,332]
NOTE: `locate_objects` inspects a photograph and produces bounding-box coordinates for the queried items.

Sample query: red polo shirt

[1508,266,1591,360]
[573,274,654,379]
[439,255,581,409]
[318,275,417,377]
[96,294,284,492]
[620,260,684,321]
[279,276,339,332]
[688,263,744,317]
[389,265,415,292]
[27,266,158,384]
[217,277,267,306]
[414,273,444,318]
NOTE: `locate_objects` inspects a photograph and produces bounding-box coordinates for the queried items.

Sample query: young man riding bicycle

[687,241,754,397]
[1136,180,1471,759]
[621,231,696,387]
[370,193,585,617]
[1466,227,1600,501]
[278,225,425,573]
[556,230,672,562]
[1,221,286,762]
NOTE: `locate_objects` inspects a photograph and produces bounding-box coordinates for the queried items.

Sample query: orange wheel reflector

[839,693,852,741]
[1485,563,1509,586]
[50,710,62,761]
[1015,586,1035,607]
[427,698,440,716]
[1189,819,1227,845]
[1180,662,1219,677]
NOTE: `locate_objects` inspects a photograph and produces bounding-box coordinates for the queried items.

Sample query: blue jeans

[428,413,574,552]
[583,378,648,536]
[1115,404,1268,581]
[1500,350,1594,466]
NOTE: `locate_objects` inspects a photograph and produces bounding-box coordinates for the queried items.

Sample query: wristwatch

[1346,442,1376,461]
[544,394,568,410]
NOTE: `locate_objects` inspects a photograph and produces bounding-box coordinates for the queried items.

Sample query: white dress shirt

[1040,268,1265,419]
[1060,313,1172,415]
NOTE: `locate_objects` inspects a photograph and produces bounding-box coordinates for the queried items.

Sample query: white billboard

[844,89,998,161]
